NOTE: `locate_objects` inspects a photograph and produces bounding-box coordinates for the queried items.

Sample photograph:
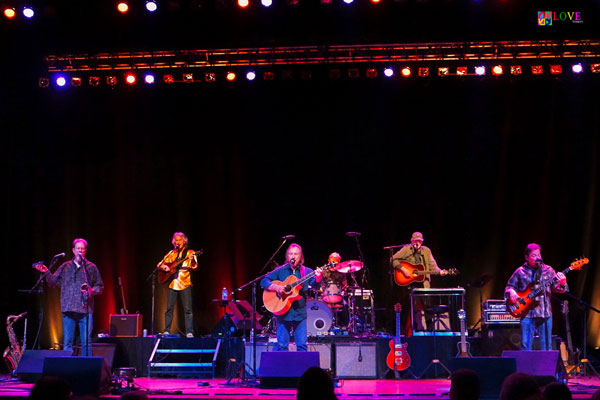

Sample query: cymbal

[336,260,364,273]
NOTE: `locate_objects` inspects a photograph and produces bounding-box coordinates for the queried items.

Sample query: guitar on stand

[559,300,581,376]
[506,258,588,319]
[386,304,412,378]
[393,261,459,286]
[456,309,472,357]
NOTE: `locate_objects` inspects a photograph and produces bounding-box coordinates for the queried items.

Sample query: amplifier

[483,311,519,325]
[484,299,508,311]
[109,314,143,337]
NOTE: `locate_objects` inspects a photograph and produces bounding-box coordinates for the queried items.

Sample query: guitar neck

[289,263,333,288]
[531,266,571,297]
[396,312,401,343]
[413,270,445,276]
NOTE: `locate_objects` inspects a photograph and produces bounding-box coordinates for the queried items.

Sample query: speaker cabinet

[259,351,320,388]
[245,342,331,375]
[502,350,562,378]
[335,343,377,379]
[109,314,142,337]
[43,356,111,396]
[451,357,517,399]
[15,350,73,383]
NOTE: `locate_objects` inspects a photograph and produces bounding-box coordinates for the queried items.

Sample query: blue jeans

[62,312,93,356]
[521,316,553,350]
[164,287,194,335]
[275,318,307,351]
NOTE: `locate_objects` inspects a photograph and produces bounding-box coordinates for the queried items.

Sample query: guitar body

[157,250,203,285]
[393,262,426,286]
[262,275,303,315]
[456,341,472,358]
[506,282,539,319]
[386,339,410,371]
[456,309,472,357]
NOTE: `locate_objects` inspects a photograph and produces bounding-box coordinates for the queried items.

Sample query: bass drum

[307,300,333,336]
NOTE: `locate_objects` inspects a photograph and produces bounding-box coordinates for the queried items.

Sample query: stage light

[261,0,272,6]
[38,78,49,88]
[205,72,216,82]
[531,65,543,75]
[456,67,467,76]
[418,67,429,77]
[125,73,136,84]
[71,77,82,87]
[145,0,158,11]
[281,69,293,80]
[438,67,449,77]
[117,2,129,13]
[348,69,359,79]
[474,66,486,76]
[343,0,354,4]
[550,65,562,75]
[263,71,274,80]
[163,74,174,83]
[571,63,583,74]
[238,0,249,7]
[106,76,117,85]
[300,70,312,80]
[320,0,332,4]
[383,67,394,77]
[55,76,67,87]
[4,8,16,18]
[144,73,155,84]
[510,65,522,75]
[286,0,299,6]
[591,64,600,73]
[401,67,411,77]
[89,76,100,86]
[492,65,503,76]
[366,68,377,79]
[226,71,236,81]
[183,73,194,82]
[329,69,341,79]
[22,6,34,18]
[370,0,381,3]
[246,71,256,81]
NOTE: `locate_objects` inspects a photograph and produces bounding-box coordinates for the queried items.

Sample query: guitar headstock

[447,268,460,275]
[458,309,466,320]
[394,303,402,313]
[570,257,589,271]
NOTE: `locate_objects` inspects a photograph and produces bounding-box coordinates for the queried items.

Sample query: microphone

[53,252,66,259]
[18,312,27,318]
[282,235,296,240]
[346,232,361,237]
[535,258,543,264]
[289,258,296,266]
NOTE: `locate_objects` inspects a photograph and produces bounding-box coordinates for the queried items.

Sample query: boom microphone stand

[562,291,600,378]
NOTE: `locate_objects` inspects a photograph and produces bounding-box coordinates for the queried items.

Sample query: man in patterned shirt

[158,232,198,338]
[505,243,567,350]
[35,238,104,355]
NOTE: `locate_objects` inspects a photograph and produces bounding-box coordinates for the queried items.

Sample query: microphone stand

[350,234,373,335]
[145,267,162,335]
[80,257,92,357]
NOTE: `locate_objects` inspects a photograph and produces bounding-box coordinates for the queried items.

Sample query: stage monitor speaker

[245,342,332,375]
[335,343,377,379]
[450,357,517,399]
[15,350,73,383]
[92,342,117,370]
[109,314,142,337]
[259,351,320,388]
[43,356,111,396]
[502,350,561,381]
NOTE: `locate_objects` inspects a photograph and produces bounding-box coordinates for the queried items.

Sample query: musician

[34,238,104,356]
[158,232,198,338]
[392,232,446,288]
[505,243,567,351]
[260,243,322,351]
[321,252,347,291]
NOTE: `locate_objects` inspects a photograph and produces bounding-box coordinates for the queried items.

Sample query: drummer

[321,252,348,301]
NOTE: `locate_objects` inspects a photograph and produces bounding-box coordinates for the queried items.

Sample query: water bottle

[222,287,228,301]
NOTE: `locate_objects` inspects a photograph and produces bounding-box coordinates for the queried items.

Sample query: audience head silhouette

[450,368,480,400]
[297,366,337,400]
[543,382,572,400]
[29,376,72,400]
[500,372,542,400]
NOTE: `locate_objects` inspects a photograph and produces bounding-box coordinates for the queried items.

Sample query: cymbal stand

[349,234,375,335]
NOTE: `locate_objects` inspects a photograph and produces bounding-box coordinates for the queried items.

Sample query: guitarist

[158,232,199,338]
[504,243,567,351]
[392,232,446,332]
[260,243,322,351]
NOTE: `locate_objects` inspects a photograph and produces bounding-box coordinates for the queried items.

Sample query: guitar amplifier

[109,314,143,337]
[483,310,520,325]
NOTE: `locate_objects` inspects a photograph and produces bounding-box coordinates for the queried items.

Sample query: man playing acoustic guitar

[505,243,567,351]
[260,243,322,351]
[158,232,199,338]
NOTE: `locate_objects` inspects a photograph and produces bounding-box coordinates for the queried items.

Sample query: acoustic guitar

[386,303,410,374]
[393,261,459,286]
[263,262,336,315]
[157,250,204,285]
[506,258,588,319]
[456,309,472,357]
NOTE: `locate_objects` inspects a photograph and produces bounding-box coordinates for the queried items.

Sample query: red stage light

[550,65,562,75]
[418,67,429,77]
[531,65,543,75]
[117,2,129,13]
[438,67,449,76]
[125,73,136,84]
[4,8,16,18]
[400,67,411,77]
[370,0,381,4]
[226,72,236,81]
[456,67,467,76]
[263,71,275,80]
[163,74,175,84]
[492,65,503,76]
[238,0,249,7]
[510,66,522,75]
[366,68,377,79]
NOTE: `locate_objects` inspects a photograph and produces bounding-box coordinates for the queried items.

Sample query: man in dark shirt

[261,243,322,351]
[505,243,566,350]
[35,238,104,355]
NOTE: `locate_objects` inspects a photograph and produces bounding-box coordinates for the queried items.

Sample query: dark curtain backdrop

[2,71,599,353]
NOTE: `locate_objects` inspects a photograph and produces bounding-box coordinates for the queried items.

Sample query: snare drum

[307,300,333,336]
[322,282,344,304]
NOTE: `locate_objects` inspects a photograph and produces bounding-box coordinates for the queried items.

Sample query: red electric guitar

[506,258,588,319]
[386,303,411,374]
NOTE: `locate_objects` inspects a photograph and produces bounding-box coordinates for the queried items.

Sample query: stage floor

[1,376,599,400]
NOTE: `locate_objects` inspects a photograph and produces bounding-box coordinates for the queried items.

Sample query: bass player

[158,232,198,338]
[260,243,322,351]
[505,243,567,351]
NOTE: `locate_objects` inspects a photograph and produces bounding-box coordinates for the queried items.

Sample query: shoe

[186,333,194,338]
[162,331,170,335]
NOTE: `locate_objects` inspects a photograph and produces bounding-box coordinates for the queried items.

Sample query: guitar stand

[418,305,452,379]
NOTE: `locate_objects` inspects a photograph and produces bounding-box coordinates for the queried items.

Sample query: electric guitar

[456,309,472,357]
[393,261,459,286]
[157,250,204,284]
[263,262,337,315]
[386,303,411,374]
[506,258,588,319]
